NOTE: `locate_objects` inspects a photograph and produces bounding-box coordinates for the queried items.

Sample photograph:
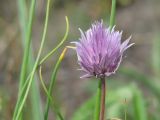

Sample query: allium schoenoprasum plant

[13,0,69,119]
[71,1,160,120]
[72,0,134,120]
[73,22,133,120]
[13,0,160,120]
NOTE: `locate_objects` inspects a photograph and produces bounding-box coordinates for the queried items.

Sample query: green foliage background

[0,0,160,120]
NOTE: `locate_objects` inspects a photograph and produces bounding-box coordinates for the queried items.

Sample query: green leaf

[119,68,160,101]
[16,0,43,119]
[71,84,138,120]
[39,67,64,120]
[71,96,95,120]
[132,86,147,120]
[13,0,52,119]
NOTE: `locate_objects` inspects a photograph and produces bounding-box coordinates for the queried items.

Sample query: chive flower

[74,21,134,78]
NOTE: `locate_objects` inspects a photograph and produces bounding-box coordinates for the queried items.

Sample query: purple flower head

[74,21,134,79]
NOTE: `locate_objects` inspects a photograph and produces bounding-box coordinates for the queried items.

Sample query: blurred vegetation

[0,0,160,120]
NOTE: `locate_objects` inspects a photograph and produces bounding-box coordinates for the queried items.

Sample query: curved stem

[99,77,106,120]
[44,47,68,120]
[39,16,69,65]
[39,66,64,120]
[13,0,51,119]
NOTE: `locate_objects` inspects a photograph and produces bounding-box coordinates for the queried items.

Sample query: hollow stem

[99,77,106,120]
[109,0,116,28]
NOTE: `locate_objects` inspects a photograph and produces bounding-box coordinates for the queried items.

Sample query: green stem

[19,0,36,90]
[39,67,64,120]
[44,48,67,120]
[39,16,69,65]
[17,0,27,41]
[94,0,117,119]
[94,78,106,120]
[94,80,102,120]
[14,0,51,119]
[124,98,127,120]
[29,54,43,120]
[109,0,116,28]
[15,1,27,119]
[16,0,43,119]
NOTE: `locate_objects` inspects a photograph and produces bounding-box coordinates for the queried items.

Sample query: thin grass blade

[44,47,68,119]
[16,0,43,119]
[13,0,51,119]
[39,66,64,120]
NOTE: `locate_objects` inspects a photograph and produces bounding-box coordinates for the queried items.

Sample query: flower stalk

[74,0,133,120]
[99,77,106,120]
[110,0,116,28]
